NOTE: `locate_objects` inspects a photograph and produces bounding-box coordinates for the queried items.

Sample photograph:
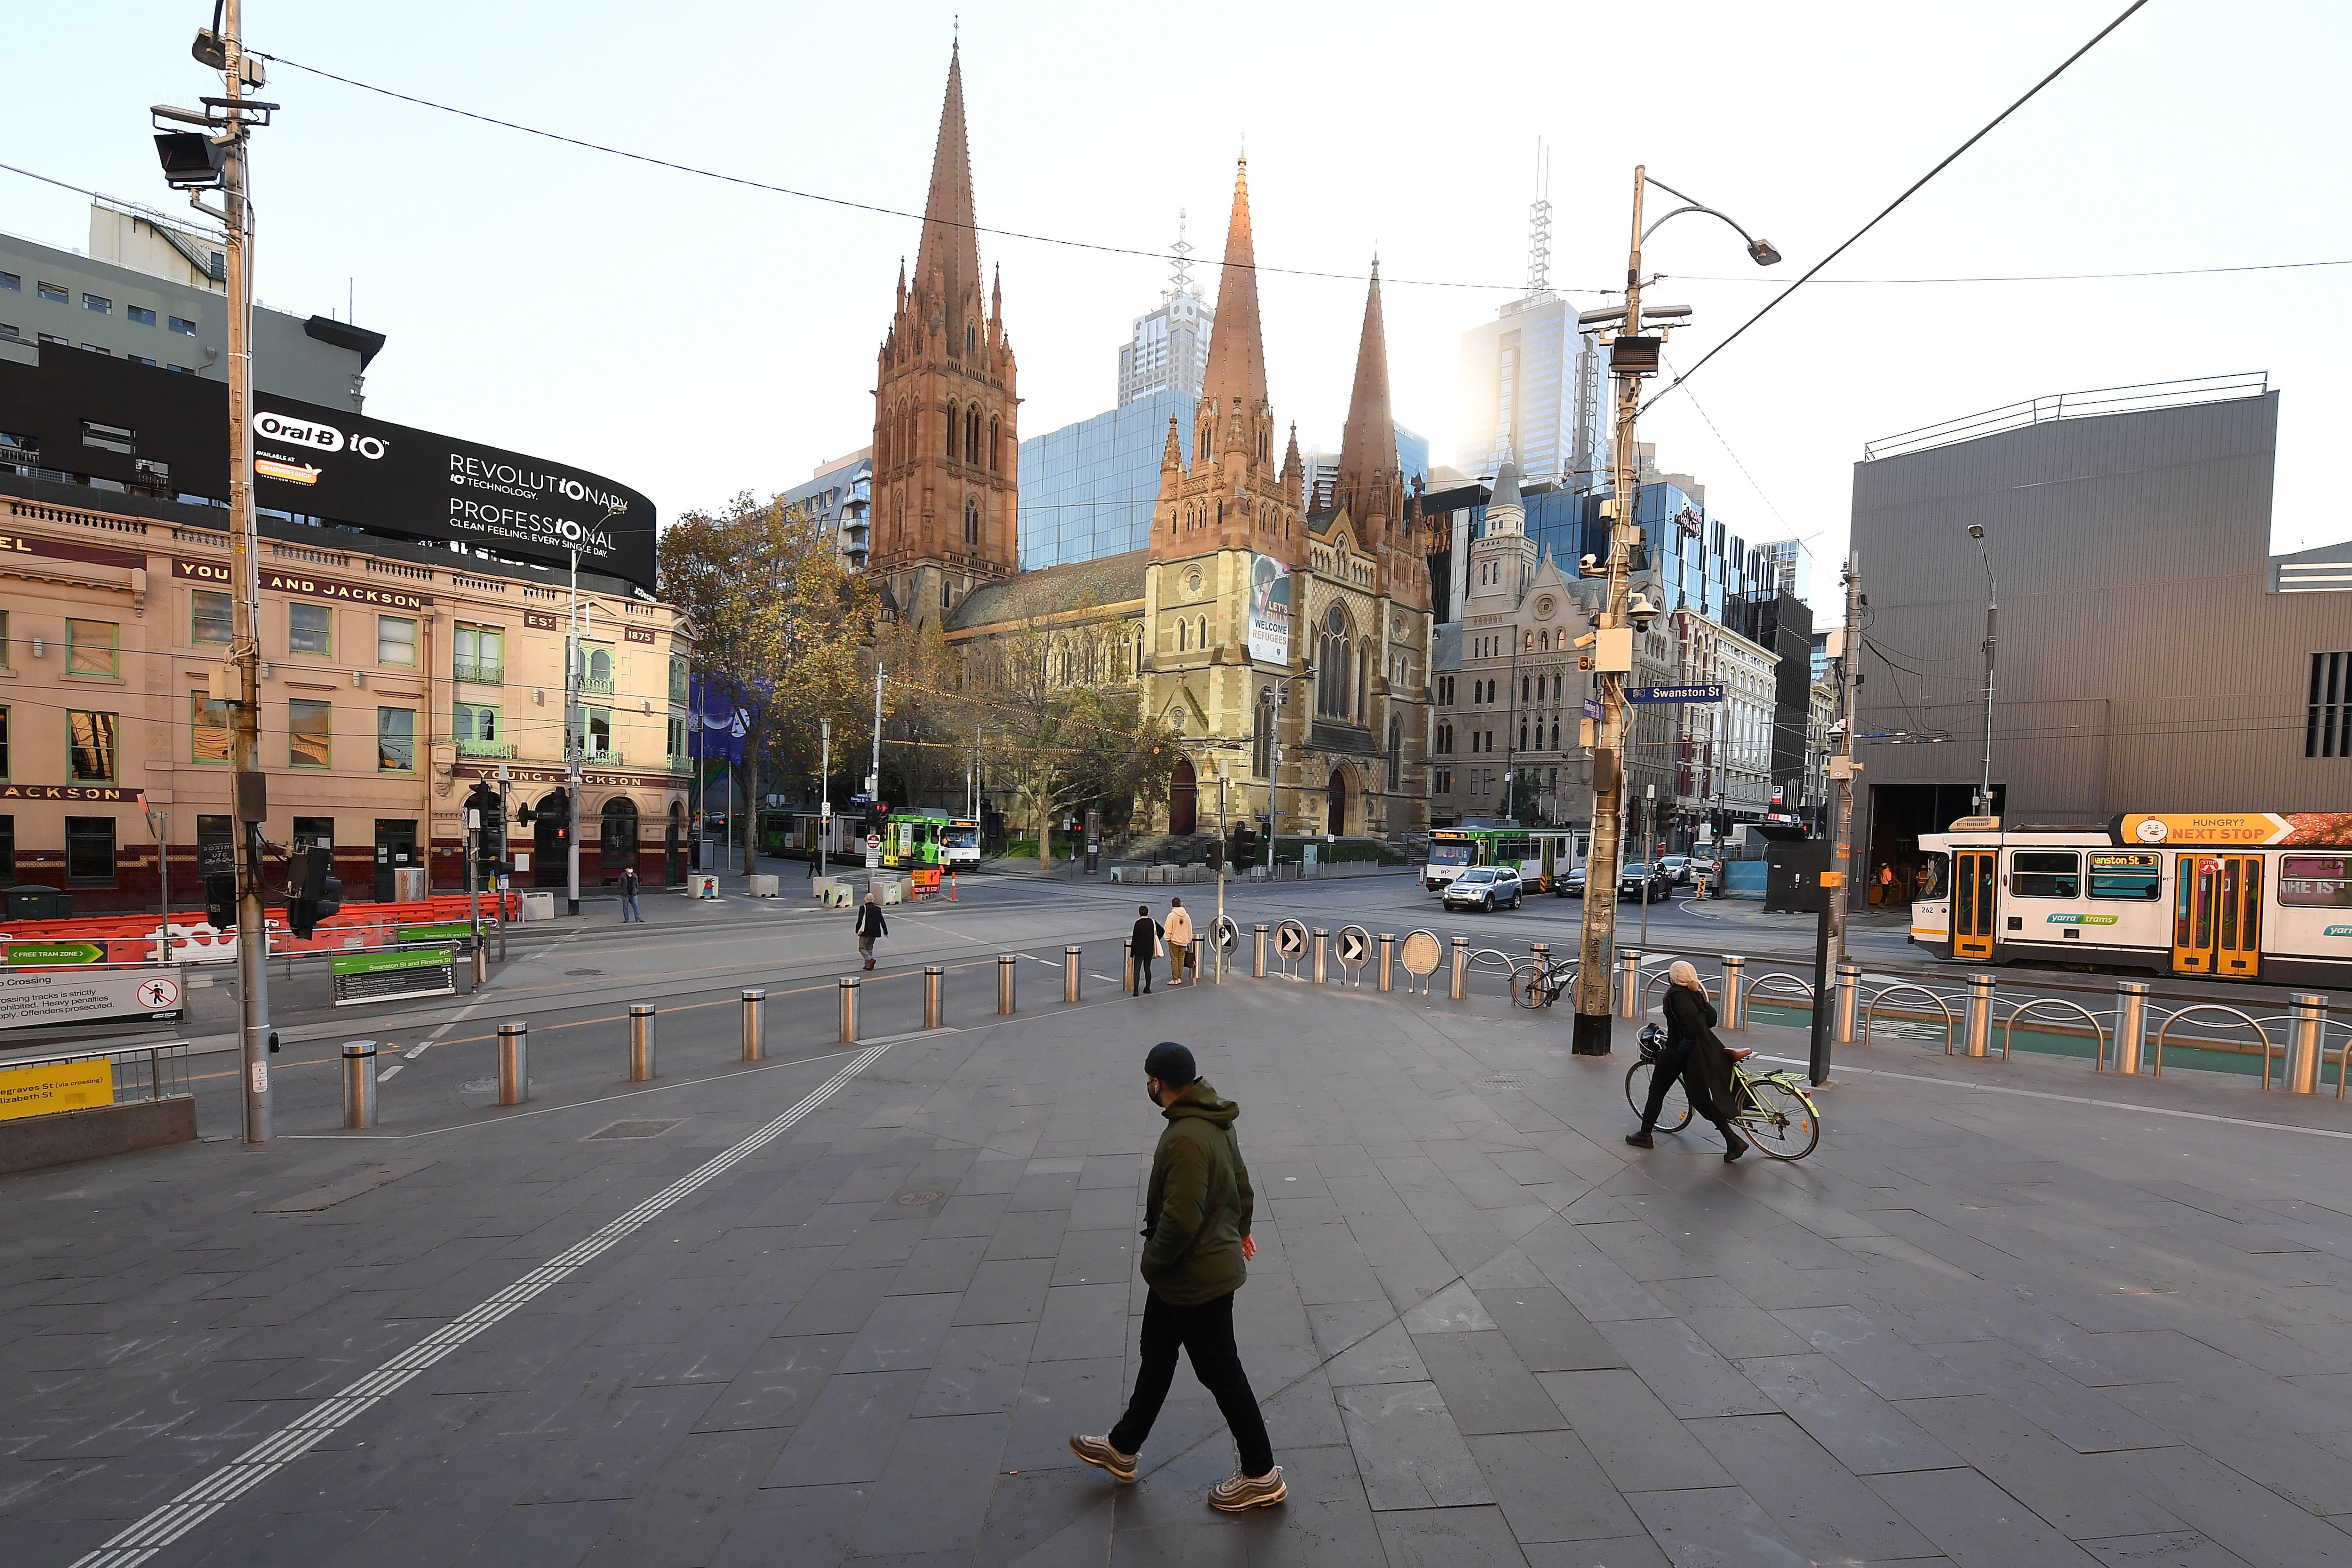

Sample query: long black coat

[1662,985,1737,1116]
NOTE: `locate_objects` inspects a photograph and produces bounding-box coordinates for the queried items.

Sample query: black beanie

[1144,1041,1197,1085]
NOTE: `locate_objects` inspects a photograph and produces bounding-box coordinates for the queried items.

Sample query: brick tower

[870,41,1018,628]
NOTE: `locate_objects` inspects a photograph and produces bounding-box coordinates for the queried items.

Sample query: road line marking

[64,1040,897,1568]
[376,1064,403,1082]
[1753,1053,2352,1141]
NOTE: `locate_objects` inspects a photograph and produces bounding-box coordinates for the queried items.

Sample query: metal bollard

[1253,924,1268,979]
[1618,949,1643,1019]
[1312,928,1329,986]
[839,976,860,1043]
[998,954,1016,1015]
[342,1040,376,1130]
[1531,940,1550,970]
[1720,955,1746,1031]
[1190,936,1203,985]
[2110,981,2146,1074]
[1125,951,1136,994]
[1450,935,1469,1002]
[473,942,488,990]
[742,988,765,1061]
[1963,973,1995,1058]
[924,965,944,1029]
[2285,993,2327,1095]
[1835,963,1862,1045]
[1065,946,1082,1003]
[1378,933,1394,993]
[629,1004,656,1082]
[497,1021,528,1105]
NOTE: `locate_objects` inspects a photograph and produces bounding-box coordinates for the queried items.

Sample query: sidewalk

[8,978,2352,1565]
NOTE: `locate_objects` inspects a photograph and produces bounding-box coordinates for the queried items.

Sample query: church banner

[1247,554,1292,662]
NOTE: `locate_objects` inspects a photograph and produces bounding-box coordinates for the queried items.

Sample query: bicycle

[1511,955,1574,1010]
[1623,1023,1820,1160]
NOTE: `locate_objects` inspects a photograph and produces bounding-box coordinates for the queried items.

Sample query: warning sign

[0,1059,113,1122]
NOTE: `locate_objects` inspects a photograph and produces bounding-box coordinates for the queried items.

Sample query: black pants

[1133,951,1153,994]
[1108,1290,1272,1477]
[1641,1043,1728,1130]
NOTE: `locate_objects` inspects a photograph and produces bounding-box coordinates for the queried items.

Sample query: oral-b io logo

[254,411,388,460]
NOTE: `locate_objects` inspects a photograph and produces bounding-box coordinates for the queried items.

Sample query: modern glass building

[1016,388,1195,571]
[1431,479,1767,624]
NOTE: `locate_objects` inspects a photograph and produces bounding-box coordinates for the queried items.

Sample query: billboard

[0,348,657,589]
[1247,553,1292,662]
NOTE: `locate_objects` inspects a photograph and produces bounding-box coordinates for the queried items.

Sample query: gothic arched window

[1317,606,1353,719]
[964,497,979,549]
[1387,717,1402,791]
[966,406,981,464]
[1178,619,1188,653]
[988,418,1001,472]
[946,404,959,461]
[1196,615,1207,652]
[967,321,977,358]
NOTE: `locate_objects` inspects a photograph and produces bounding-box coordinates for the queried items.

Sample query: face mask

[1145,1081,1160,1107]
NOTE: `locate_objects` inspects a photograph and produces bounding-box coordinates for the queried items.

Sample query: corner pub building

[0,343,690,915]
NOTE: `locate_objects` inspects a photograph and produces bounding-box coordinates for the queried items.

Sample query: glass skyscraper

[1016,388,1195,570]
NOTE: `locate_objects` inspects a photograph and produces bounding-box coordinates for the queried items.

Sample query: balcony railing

[581,746,625,768]
[454,738,516,759]
[454,659,503,685]
[666,753,696,775]
[579,674,616,696]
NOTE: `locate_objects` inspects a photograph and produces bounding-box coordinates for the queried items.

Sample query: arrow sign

[1625,683,1724,705]
[1335,927,1370,965]
[1214,915,1240,952]
[1274,922,1307,957]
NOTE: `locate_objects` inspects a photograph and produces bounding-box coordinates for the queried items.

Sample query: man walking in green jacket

[1070,1041,1283,1511]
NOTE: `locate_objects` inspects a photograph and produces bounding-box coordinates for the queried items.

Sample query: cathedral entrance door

[1327,770,1348,836]
[1169,758,1198,837]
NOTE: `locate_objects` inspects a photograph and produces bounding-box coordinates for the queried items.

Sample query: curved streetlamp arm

[1641,199,1764,251]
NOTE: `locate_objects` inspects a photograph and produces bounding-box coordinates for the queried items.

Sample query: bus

[1910,812,2352,986]
[1423,825,1587,893]
[881,808,982,870]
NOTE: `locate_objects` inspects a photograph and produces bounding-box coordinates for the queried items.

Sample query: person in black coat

[1129,904,1161,995]
[1628,960,1748,1161]
[854,890,888,971]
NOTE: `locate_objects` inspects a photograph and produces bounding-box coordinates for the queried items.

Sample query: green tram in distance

[1421,824,1587,893]
[756,808,859,865]
[881,808,981,870]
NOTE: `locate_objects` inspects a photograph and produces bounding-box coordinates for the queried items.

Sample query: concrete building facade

[784,447,872,567]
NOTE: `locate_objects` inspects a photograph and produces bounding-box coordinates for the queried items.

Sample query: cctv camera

[1628,591,1659,631]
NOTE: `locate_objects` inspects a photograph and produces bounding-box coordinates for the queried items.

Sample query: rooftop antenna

[1168,208,1195,299]
[1527,139,1553,298]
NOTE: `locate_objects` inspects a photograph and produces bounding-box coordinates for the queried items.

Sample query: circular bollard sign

[1214,915,1241,953]
[1398,930,1444,977]
[1335,926,1370,966]
[1274,921,1308,958]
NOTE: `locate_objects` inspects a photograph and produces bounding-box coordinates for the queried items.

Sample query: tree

[660,494,878,870]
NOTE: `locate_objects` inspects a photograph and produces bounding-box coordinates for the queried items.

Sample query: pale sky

[11,1,2349,583]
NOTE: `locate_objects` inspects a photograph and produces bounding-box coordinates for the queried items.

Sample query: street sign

[1625,683,1724,705]
[865,831,882,870]
[1583,699,1603,721]
[1397,930,1444,995]
[1213,915,1240,953]
[1334,925,1371,985]
[1273,921,1307,958]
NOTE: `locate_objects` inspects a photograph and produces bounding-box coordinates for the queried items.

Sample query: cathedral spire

[1198,155,1268,420]
[1333,258,1396,537]
[914,41,982,320]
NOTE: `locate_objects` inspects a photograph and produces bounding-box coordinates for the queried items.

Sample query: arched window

[894,488,906,546]
[588,647,612,686]
[1196,615,1207,651]
[964,497,979,548]
[989,417,1001,472]
[600,796,639,875]
[1198,424,1210,460]
[1317,606,1353,719]
[1178,619,1188,653]
[967,406,981,463]
[946,404,959,460]
[1387,717,1402,790]
[967,321,977,358]
[1254,687,1275,778]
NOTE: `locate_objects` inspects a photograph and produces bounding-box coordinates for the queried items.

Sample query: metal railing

[453,658,504,685]
[0,1038,190,1105]
[2003,998,2106,1066]
[1862,373,2269,461]
[454,738,516,759]
[1863,984,1955,1052]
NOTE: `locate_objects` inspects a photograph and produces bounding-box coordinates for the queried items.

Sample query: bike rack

[1861,984,1956,1053]
[1743,971,1817,1014]
[2150,1003,2271,1083]
[1512,960,1579,1010]
[2002,997,2106,1067]
[2238,1012,2352,1094]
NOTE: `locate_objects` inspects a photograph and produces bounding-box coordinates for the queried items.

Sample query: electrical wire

[1644,0,2152,413]
[1669,257,2352,287]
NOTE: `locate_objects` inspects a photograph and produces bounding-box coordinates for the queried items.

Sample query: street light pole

[1808,551,1863,1085]
[565,547,581,915]
[1969,524,1997,817]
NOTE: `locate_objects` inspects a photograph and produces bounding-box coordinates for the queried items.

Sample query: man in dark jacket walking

[1128,904,1161,995]
[853,890,887,971]
[1071,1042,1283,1512]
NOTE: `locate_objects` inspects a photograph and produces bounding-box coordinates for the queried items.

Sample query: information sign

[1625,684,1725,705]
[0,1059,113,1122]
[0,967,185,1031]
[332,947,456,1007]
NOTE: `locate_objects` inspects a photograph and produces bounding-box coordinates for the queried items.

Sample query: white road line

[1754,1053,2352,1141]
[375,1064,403,1082]
[64,1041,897,1568]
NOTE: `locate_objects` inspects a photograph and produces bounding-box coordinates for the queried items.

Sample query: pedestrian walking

[1071,1041,1283,1512]
[854,889,888,971]
[618,865,644,923]
[1164,897,1195,986]
[806,842,818,880]
[1129,904,1162,995]
[1627,960,1748,1162]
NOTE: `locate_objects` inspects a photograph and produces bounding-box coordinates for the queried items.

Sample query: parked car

[1617,862,1674,901]
[1442,865,1524,912]
[1557,865,1587,898]
[1658,854,1692,884]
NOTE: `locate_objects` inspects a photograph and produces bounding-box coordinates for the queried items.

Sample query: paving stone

[1333,1380,1491,1510]
[1688,1412,1942,1563]
[1624,1484,1813,1567]
[1472,1285,1625,1372]
[1597,1316,1781,1418]
[1539,1367,1732,1495]
[763,1369,926,1487]
[1739,1353,1964,1475]
[1467,1428,1645,1544]
[1868,1465,2105,1566]
[914,1322,1036,1417]
[695,1334,850,1433]
[1412,1329,1571,1435]
[836,1291,961,1373]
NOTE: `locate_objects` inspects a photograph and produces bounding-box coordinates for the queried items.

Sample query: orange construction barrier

[0,891,517,966]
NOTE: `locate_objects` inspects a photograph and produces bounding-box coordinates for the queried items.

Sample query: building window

[377,615,416,666]
[668,655,689,704]
[129,304,156,326]
[964,496,979,548]
[65,817,116,885]
[966,407,981,463]
[454,703,504,756]
[288,602,332,658]
[192,589,233,645]
[454,624,503,684]
[0,272,16,291]
[587,707,613,759]
[67,619,118,679]
[38,281,67,302]
[378,708,415,771]
[946,404,959,460]
[989,418,1001,472]
[69,711,119,781]
[0,704,8,778]
[288,699,332,768]
[1387,718,1402,791]
[84,293,111,314]
[191,690,230,764]
[128,355,156,367]
[0,608,8,667]
[2310,651,2351,759]
[168,314,197,335]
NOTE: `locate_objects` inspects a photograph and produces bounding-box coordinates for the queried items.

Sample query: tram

[755,808,860,866]
[880,808,982,870]
[1422,825,1587,893]
[1909,812,2352,986]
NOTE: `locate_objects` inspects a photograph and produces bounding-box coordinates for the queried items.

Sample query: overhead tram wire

[1642,0,2153,415]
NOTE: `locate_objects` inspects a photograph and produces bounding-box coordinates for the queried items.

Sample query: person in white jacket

[1164,897,1196,986]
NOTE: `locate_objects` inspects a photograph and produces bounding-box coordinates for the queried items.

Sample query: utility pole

[565,548,582,915]
[866,663,885,802]
[820,716,831,866]
[1569,167,1652,1057]
[1970,525,1997,816]
[1808,551,1862,1085]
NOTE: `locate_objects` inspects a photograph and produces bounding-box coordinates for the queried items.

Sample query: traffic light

[286,841,343,939]
[203,873,234,930]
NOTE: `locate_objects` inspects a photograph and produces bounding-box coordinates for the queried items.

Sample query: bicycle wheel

[1625,1059,1692,1132]
[1510,963,1547,1010]
[1742,1078,1820,1160]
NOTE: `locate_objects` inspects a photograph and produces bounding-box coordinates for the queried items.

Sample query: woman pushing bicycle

[1627,960,1749,1162]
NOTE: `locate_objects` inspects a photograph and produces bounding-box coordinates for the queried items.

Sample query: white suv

[1441,866,1523,912]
